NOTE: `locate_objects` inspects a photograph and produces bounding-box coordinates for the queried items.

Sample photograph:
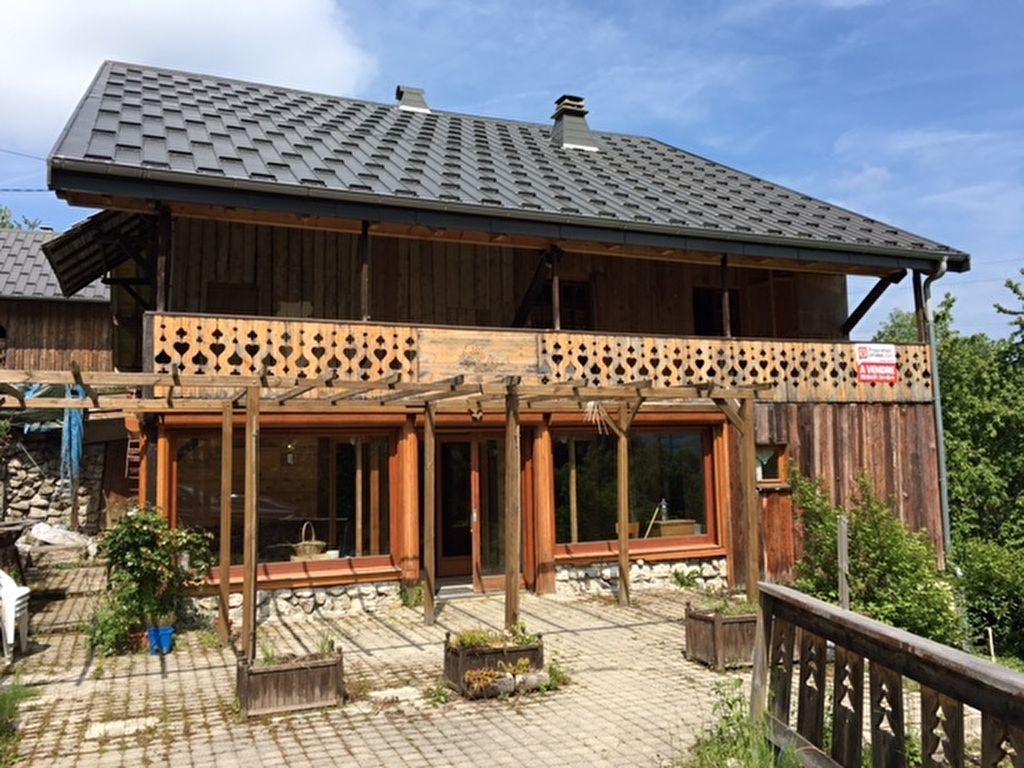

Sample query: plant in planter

[88,505,212,656]
[444,621,547,698]
[684,592,759,671]
[237,632,346,717]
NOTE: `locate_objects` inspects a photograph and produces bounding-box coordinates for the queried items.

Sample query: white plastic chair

[0,569,29,657]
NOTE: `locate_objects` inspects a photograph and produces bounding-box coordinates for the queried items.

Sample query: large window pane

[554,430,709,544]
[176,433,391,564]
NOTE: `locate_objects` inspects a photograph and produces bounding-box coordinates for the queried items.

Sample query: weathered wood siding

[0,299,112,371]
[729,402,942,585]
[168,217,848,338]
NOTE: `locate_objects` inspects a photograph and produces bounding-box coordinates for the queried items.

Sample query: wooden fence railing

[146,312,934,403]
[751,582,1024,767]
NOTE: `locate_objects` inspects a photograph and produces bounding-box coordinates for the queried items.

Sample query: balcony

[145,312,933,404]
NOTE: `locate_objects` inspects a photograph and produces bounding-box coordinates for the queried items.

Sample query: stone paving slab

[12,575,737,768]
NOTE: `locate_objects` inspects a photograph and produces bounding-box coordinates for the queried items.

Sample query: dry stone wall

[0,435,105,533]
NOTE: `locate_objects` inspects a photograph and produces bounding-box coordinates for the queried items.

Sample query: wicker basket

[292,522,326,559]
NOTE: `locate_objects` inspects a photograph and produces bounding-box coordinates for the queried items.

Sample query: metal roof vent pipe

[550,94,599,151]
[395,85,430,113]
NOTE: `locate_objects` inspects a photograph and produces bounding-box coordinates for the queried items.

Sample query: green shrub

[955,539,1024,659]
[101,506,213,626]
[792,473,963,646]
[87,582,138,655]
[686,679,799,768]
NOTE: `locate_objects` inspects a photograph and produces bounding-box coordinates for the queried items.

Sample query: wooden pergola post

[504,380,521,630]
[739,396,760,602]
[616,403,631,607]
[422,404,436,625]
[216,403,233,643]
[568,437,578,543]
[240,386,260,662]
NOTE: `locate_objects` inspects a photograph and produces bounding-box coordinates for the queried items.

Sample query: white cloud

[0,0,375,152]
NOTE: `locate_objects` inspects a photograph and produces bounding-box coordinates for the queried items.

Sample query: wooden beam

[913,270,927,343]
[721,254,732,338]
[713,397,745,432]
[359,219,370,321]
[740,396,760,602]
[568,436,579,544]
[327,372,400,403]
[616,402,631,606]
[272,370,337,404]
[397,418,420,584]
[217,404,233,643]
[841,270,907,337]
[354,440,363,557]
[0,384,25,409]
[70,362,100,408]
[504,382,522,630]
[155,206,171,312]
[241,386,260,662]
[422,404,437,624]
[155,426,170,519]
[551,248,562,331]
[369,443,381,555]
[512,250,553,327]
[533,419,556,594]
[375,375,464,404]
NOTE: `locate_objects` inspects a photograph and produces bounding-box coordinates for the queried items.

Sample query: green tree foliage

[0,205,42,230]
[956,539,1024,658]
[792,473,963,646]
[874,291,1024,549]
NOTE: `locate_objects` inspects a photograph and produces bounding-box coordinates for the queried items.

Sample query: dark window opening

[530,280,594,330]
[0,325,6,367]
[693,287,740,336]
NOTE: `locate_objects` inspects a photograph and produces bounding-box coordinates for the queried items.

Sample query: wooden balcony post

[422,404,436,624]
[504,382,522,630]
[359,220,370,321]
[217,403,233,643]
[720,254,732,338]
[533,419,556,594]
[616,403,631,607]
[568,437,578,543]
[740,396,759,602]
[397,417,419,584]
[241,386,260,662]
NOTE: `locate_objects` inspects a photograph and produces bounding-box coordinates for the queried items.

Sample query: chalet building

[38,62,968,605]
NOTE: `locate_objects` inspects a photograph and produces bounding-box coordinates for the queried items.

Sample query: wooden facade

[87,210,945,599]
[0,299,112,371]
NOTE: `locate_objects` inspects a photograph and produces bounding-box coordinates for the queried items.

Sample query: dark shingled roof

[0,228,109,302]
[49,61,969,270]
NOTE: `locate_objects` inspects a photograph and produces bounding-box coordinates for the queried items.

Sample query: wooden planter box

[684,603,757,671]
[236,652,345,717]
[443,632,544,698]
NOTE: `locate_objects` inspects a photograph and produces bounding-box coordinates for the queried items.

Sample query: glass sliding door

[478,439,506,578]
[438,441,472,578]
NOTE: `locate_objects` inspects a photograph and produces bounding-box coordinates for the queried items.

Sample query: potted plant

[90,505,212,656]
[444,621,546,698]
[684,593,759,671]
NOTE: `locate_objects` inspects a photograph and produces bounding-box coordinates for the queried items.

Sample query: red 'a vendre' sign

[855,343,898,384]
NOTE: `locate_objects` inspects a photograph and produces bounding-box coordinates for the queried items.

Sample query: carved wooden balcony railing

[147,313,934,403]
[752,583,1024,767]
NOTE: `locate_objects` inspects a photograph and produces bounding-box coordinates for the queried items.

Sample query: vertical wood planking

[241,386,260,662]
[870,662,907,768]
[217,404,233,643]
[422,405,436,624]
[920,687,964,768]
[532,419,556,594]
[616,403,630,607]
[796,630,827,747]
[831,647,865,767]
[503,384,522,630]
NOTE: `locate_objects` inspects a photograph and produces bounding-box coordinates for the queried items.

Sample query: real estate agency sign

[855,343,899,384]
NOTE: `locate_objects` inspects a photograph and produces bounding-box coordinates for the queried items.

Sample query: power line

[0,187,48,192]
[0,147,46,161]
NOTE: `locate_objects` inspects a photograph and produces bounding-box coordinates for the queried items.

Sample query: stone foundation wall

[189,581,403,626]
[1,435,105,533]
[555,557,728,597]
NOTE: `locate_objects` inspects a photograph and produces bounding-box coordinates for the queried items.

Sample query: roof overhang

[41,210,150,297]
[49,162,971,276]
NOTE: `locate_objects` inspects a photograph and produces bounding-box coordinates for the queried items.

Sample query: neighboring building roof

[48,61,969,272]
[0,228,109,302]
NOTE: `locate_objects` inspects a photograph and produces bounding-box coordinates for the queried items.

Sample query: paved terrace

[12,557,736,767]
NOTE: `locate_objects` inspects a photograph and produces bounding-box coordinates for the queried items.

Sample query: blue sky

[1,0,1021,337]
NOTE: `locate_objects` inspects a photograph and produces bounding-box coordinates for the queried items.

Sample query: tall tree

[875,288,1024,549]
[0,205,43,230]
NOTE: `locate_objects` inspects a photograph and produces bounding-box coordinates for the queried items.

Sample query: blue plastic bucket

[157,626,175,654]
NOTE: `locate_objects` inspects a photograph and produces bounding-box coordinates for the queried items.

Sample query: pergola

[0,367,772,662]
